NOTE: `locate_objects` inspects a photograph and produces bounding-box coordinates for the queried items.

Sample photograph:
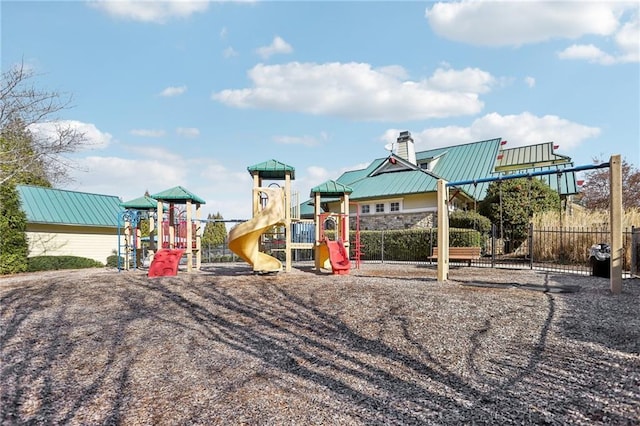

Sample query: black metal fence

[203,225,640,277]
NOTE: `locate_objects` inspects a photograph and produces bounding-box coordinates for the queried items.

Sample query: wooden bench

[428,247,482,266]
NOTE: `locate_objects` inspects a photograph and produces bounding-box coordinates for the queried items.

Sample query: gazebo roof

[247,159,295,180]
[120,195,158,210]
[310,180,353,197]
[150,186,206,204]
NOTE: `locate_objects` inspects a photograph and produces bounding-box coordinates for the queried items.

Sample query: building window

[376,203,384,213]
[361,205,370,214]
[390,202,400,212]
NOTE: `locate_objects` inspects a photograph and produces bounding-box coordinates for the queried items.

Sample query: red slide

[148,249,185,278]
[324,239,351,275]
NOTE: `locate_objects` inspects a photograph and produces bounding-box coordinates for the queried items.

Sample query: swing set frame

[436,155,624,295]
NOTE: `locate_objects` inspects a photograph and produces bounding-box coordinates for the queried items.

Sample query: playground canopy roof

[247,159,295,180]
[495,142,572,173]
[120,195,158,210]
[150,186,206,204]
[310,180,353,197]
[16,185,121,227]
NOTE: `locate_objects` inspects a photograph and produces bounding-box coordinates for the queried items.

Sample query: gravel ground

[1,263,638,425]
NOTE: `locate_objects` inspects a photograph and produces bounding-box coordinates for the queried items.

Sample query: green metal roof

[120,195,158,209]
[332,137,577,202]
[344,170,439,200]
[495,142,572,172]
[310,180,353,197]
[17,185,122,227]
[247,159,295,180]
[150,186,206,204]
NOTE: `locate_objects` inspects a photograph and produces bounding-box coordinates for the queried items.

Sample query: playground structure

[118,187,205,277]
[436,154,624,294]
[310,181,354,274]
[228,160,356,275]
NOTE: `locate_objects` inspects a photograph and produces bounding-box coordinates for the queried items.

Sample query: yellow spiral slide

[228,187,284,273]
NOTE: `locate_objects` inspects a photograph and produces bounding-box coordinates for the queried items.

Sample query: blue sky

[3,0,639,220]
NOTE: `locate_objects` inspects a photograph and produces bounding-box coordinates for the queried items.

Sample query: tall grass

[531,207,639,266]
[532,207,640,228]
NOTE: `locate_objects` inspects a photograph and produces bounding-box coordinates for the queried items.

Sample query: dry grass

[1,263,639,425]
[533,207,640,229]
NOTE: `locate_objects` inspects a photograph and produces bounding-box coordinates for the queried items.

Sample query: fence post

[529,222,534,270]
[381,230,385,263]
[632,226,638,276]
[491,223,496,268]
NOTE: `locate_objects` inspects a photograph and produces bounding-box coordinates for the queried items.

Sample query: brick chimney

[396,131,416,165]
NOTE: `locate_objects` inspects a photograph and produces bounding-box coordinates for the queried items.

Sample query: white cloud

[273,133,327,147]
[223,46,238,58]
[614,12,640,63]
[159,85,187,97]
[427,67,495,93]
[557,11,639,65]
[28,120,112,150]
[88,0,210,24]
[212,62,492,121]
[425,1,621,46]
[524,76,536,88]
[256,36,293,59]
[385,112,600,152]
[557,44,616,65]
[220,26,228,39]
[68,152,255,219]
[130,129,166,137]
[176,127,200,138]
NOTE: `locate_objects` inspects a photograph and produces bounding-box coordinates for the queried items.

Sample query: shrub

[349,228,483,261]
[27,255,104,272]
[0,183,29,275]
[106,254,123,268]
[450,210,492,234]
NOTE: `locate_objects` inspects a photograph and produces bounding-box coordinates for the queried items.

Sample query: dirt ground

[1,263,639,425]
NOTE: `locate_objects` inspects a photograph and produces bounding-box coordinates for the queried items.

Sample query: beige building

[17,185,123,264]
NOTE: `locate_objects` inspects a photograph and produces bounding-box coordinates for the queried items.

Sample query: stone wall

[354,212,436,231]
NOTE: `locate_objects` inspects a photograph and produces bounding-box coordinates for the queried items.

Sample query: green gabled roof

[336,158,385,184]
[121,195,158,209]
[310,180,353,197]
[16,185,122,227]
[495,142,572,172]
[346,170,439,200]
[415,138,501,200]
[247,159,295,180]
[151,186,206,204]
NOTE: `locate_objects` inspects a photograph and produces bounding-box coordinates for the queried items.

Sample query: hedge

[27,256,104,272]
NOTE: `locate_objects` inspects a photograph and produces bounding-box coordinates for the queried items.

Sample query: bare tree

[1,62,89,186]
[580,158,640,209]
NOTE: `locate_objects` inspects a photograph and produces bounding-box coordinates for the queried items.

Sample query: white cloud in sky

[212,62,492,121]
[557,44,616,65]
[557,11,639,64]
[28,120,113,150]
[176,127,200,138]
[426,1,639,64]
[88,0,210,24]
[130,129,166,137]
[273,132,328,147]
[425,1,620,46]
[69,150,255,218]
[381,112,600,152]
[524,76,536,88]
[223,46,238,58]
[256,36,293,59]
[159,85,187,97]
